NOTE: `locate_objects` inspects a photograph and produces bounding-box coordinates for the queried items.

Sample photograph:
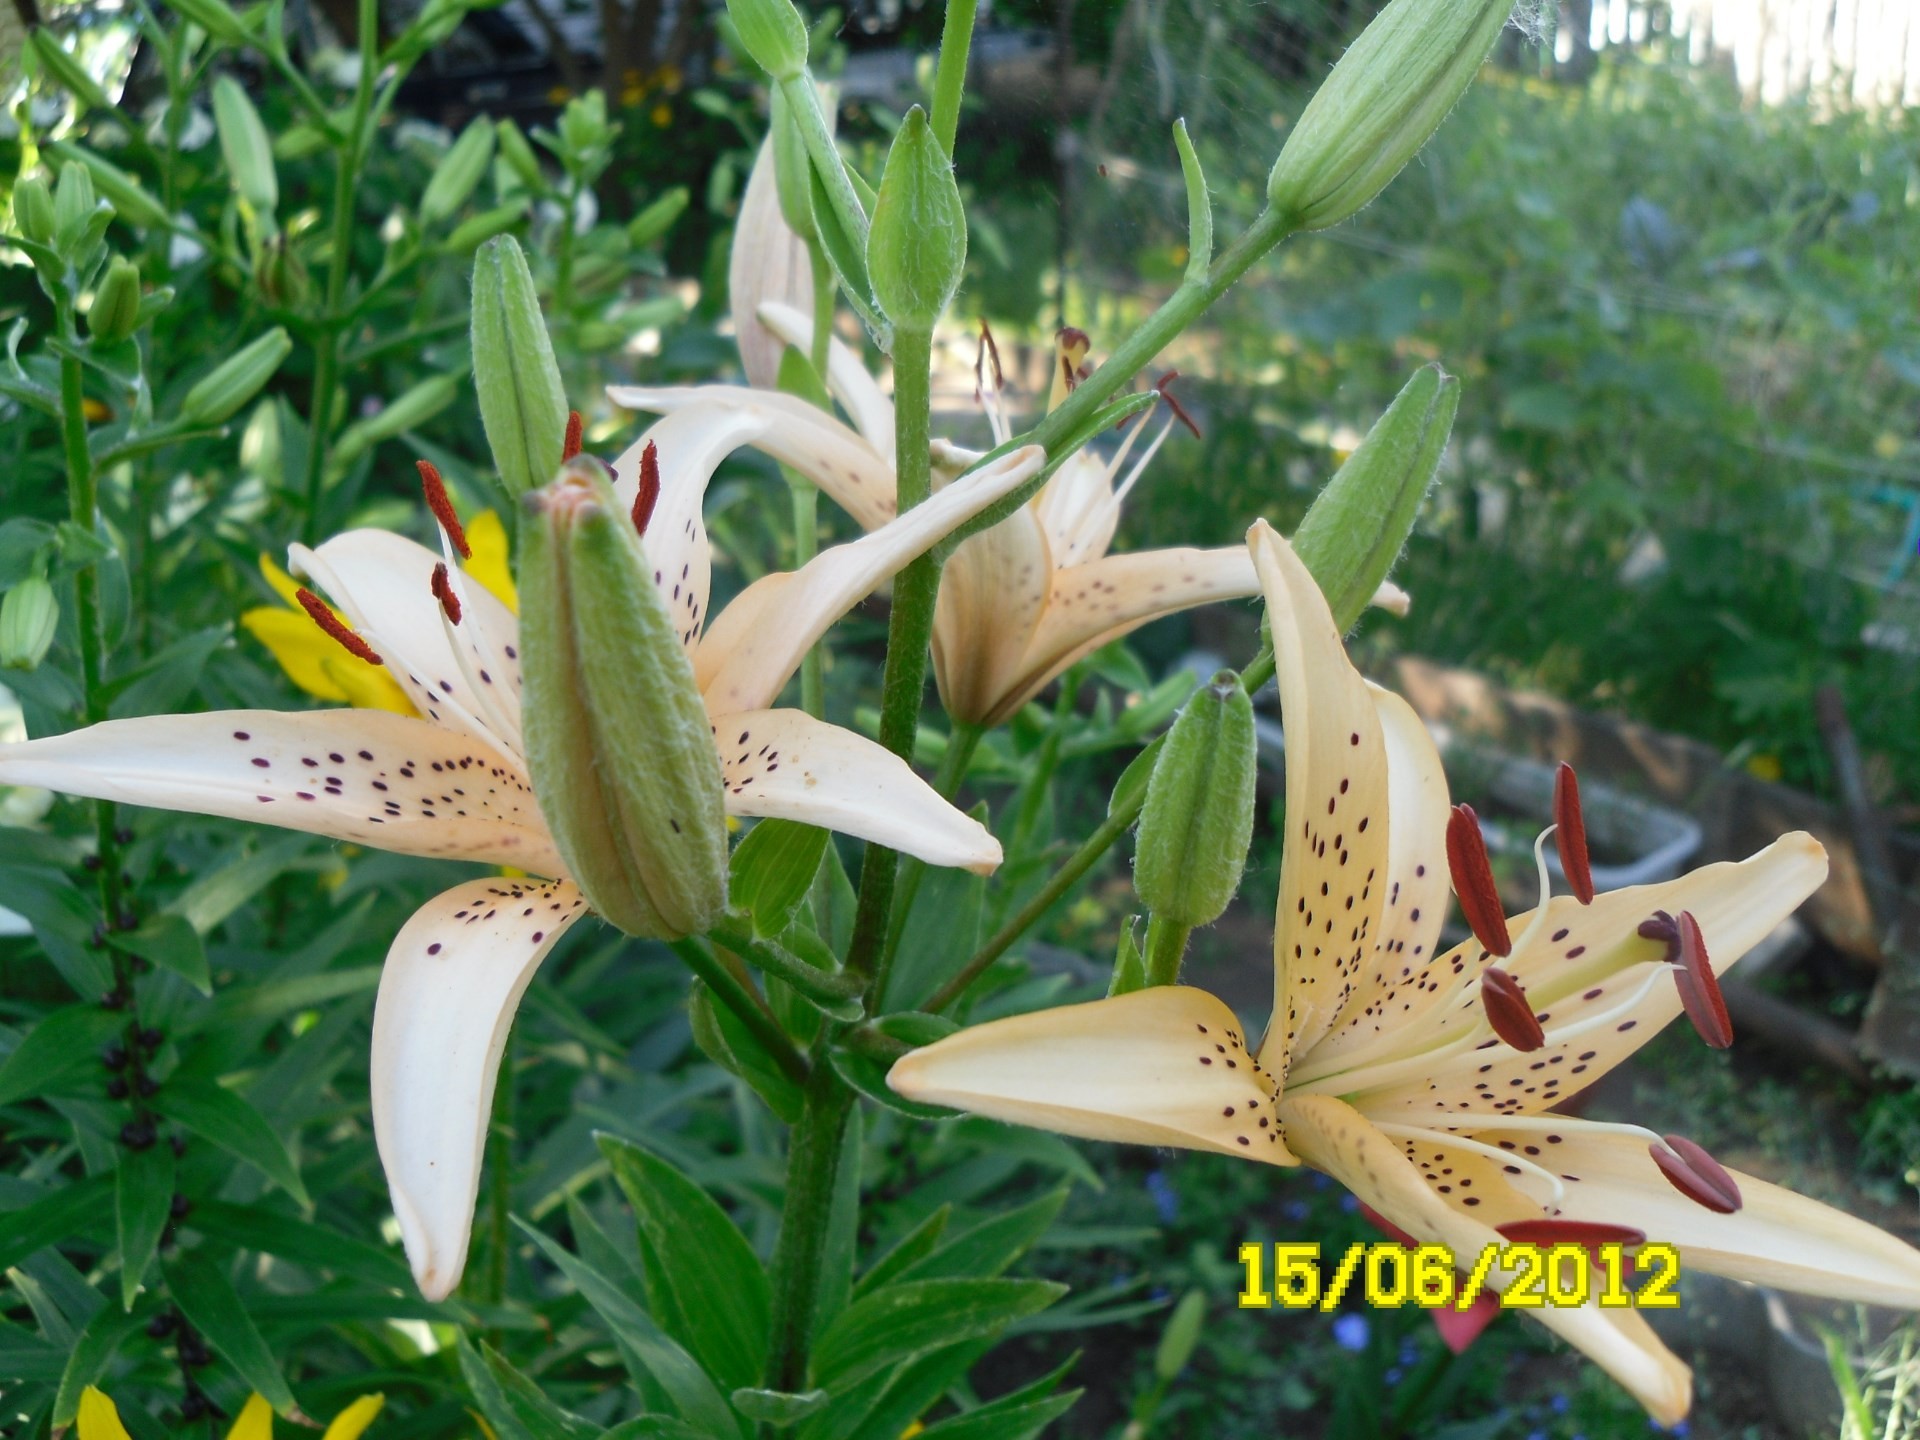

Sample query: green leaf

[893,1190,1068,1286]
[830,1013,958,1120]
[115,1142,173,1309]
[108,914,210,995]
[103,626,228,719]
[459,1337,601,1440]
[514,1218,738,1438]
[597,1134,771,1394]
[0,1004,126,1107]
[151,1078,307,1205]
[831,1338,994,1440]
[51,1302,142,1427]
[730,1388,828,1427]
[601,1421,717,1440]
[915,1391,1081,1440]
[0,1175,112,1271]
[689,980,802,1123]
[812,1107,861,1339]
[164,833,313,936]
[730,820,829,936]
[1108,733,1165,820]
[854,1207,949,1299]
[166,1248,296,1414]
[811,1279,1066,1390]
[182,1201,408,1288]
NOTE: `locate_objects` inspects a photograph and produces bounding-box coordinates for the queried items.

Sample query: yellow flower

[77,1388,384,1440]
[77,1388,131,1440]
[241,553,414,714]
[461,509,518,614]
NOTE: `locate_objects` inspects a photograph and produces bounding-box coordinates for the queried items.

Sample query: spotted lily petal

[931,506,1052,730]
[730,136,815,390]
[714,708,1001,873]
[697,445,1048,713]
[371,877,589,1299]
[891,987,1295,1161]
[757,299,896,462]
[0,710,564,876]
[243,554,413,713]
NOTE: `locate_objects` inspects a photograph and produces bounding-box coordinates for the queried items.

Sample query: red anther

[1553,762,1595,904]
[1495,1219,1647,1249]
[417,460,471,559]
[975,318,1005,395]
[1650,1134,1742,1214]
[1480,966,1545,1052]
[430,563,462,626]
[1638,910,1678,943]
[294,589,383,666]
[1447,804,1512,957]
[562,409,584,462]
[1673,910,1732,1049]
[632,440,661,536]
[1154,371,1202,438]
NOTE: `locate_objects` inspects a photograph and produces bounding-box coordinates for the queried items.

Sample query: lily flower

[79,1386,384,1439]
[1,431,1042,1301]
[891,520,1920,1422]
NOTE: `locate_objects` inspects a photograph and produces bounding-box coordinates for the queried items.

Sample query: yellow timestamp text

[1237,1240,1679,1311]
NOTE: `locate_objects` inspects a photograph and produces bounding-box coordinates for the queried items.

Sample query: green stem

[790,480,824,718]
[925,795,1142,1014]
[878,722,983,993]
[1008,669,1079,857]
[669,939,810,1086]
[763,1064,854,1394]
[710,920,865,1012]
[1141,912,1192,988]
[778,73,868,254]
[60,351,120,903]
[929,0,980,157]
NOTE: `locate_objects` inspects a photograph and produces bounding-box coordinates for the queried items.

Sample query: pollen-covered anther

[1650,1133,1742,1214]
[562,409,584,462]
[1638,909,1678,944]
[430,563,463,626]
[1480,965,1545,1052]
[1495,1219,1647,1249]
[417,460,471,559]
[1447,803,1512,956]
[294,588,383,666]
[632,440,661,536]
[1553,762,1594,904]
[1673,910,1732,1049]
[1154,370,1202,439]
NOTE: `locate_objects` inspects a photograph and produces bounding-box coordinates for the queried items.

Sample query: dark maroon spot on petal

[427,943,442,955]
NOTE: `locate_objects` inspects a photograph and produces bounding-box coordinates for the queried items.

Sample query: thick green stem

[669,939,809,1086]
[763,1063,854,1394]
[929,0,980,157]
[711,920,865,1011]
[1142,911,1192,988]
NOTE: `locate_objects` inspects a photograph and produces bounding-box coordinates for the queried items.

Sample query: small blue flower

[1398,1339,1418,1365]
[1332,1313,1370,1351]
[1145,1170,1179,1225]
[1340,1192,1360,1213]
[1552,1395,1570,1414]
[1283,1199,1311,1223]
[1311,1173,1332,1190]
[1526,1430,1547,1440]
[1384,1367,1403,1385]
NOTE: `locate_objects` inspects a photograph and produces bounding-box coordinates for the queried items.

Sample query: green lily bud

[181,326,291,426]
[88,256,142,343]
[14,175,55,244]
[47,143,169,231]
[726,0,809,78]
[29,32,114,115]
[627,186,690,248]
[330,371,462,469]
[470,235,566,497]
[496,118,546,193]
[519,461,728,939]
[1267,0,1509,231]
[768,84,814,239]
[445,202,526,254]
[866,106,965,333]
[52,160,99,251]
[1133,671,1256,928]
[254,234,311,308]
[556,91,614,169]
[0,577,58,671]
[165,0,251,45]
[1291,362,1457,630]
[420,117,495,225]
[212,76,278,221]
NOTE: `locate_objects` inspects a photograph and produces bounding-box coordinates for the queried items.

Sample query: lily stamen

[1554,762,1595,903]
[1479,966,1545,1051]
[562,409,584,462]
[632,440,661,536]
[294,587,383,666]
[430,563,462,625]
[1498,1219,1647,1248]
[1673,911,1732,1049]
[1651,1133,1743,1213]
[417,460,471,559]
[1448,803,1512,956]
[1154,370,1202,439]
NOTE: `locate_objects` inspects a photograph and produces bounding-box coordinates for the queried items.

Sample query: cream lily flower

[892,520,1920,1422]
[0,429,1041,1302]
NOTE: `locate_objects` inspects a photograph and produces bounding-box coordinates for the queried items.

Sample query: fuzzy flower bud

[866,106,966,333]
[420,118,495,225]
[13,175,54,245]
[470,235,566,497]
[726,0,809,78]
[88,256,142,343]
[496,119,546,193]
[181,327,292,426]
[1266,0,1511,231]
[519,461,728,939]
[0,577,58,671]
[212,76,278,221]
[1133,671,1257,928]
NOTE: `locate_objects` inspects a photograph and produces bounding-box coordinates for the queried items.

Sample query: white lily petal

[931,506,1053,728]
[608,385,898,531]
[890,987,1296,1162]
[1282,1094,1692,1425]
[0,710,565,876]
[372,877,589,1299]
[757,300,895,465]
[712,708,1001,874]
[1499,1122,1920,1309]
[696,446,1047,714]
[729,137,815,391]
[1030,449,1124,569]
[1249,522,1395,1079]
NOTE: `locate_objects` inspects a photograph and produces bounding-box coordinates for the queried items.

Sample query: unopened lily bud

[1266,0,1510,231]
[866,106,965,334]
[254,234,311,308]
[29,32,114,115]
[445,202,526,254]
[1290,362,1457,630]
[726,0,809,78]
[212,75,278,220]
[1,577,58,671]
[48,144,168,232]
[330,372,462,469]
[14,175,54,244]
[519,461,728,939]
[88,256,142,343]
[52,161,99,251]
[182,326,292,425]
[1133,671,1257,928]
[495,118,546,193]
[470,235,566,497]
[627,186,689,247]
[166,0,251,45]
[420,118,495,225]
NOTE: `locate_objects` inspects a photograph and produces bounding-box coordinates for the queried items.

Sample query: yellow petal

[464,511,518,615]
[77,1388,133,1440]
[322,1394,386,1440]
[225,1394,275,1440]
[258,552,306,608]
[321,654,416,716]
[241,606,353,704]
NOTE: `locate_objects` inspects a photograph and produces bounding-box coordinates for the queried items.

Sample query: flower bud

[420,118,496,225]
[329,372,462,469]
[165,0,251,45]
[182,327,292,426]
[14,175,55,245]
[495,118,546,193]
[866,106,965,333]
[52,160,99,251]
[88,256,142,343]
[47,144,169,232]
[212,76,278,220]
[1,577,58,671]
[627,186,689,248]
[519,461,728,939]
[254,234,311,308]
[726,0,809,78]
[1132,671,1257,928]
[29,32,114,115]
[445,202,526,254]
[1266,0,1510,231]
[1290,362,1457,630]
[470,235,566,497]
